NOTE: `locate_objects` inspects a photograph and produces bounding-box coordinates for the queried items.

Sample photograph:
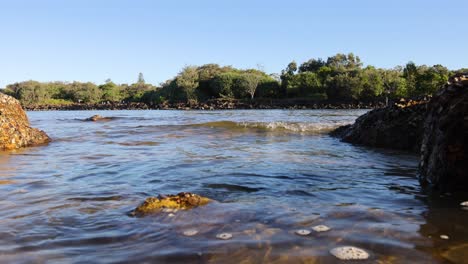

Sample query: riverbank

[23,98,389,111]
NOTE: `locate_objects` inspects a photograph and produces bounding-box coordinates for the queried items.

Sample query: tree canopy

[0,53,460,106]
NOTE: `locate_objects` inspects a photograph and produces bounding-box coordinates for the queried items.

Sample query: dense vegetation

[1,53,466,106]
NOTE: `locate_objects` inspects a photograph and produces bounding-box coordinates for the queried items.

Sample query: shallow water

[1,110,468,263]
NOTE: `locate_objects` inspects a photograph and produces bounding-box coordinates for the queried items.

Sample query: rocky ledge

[419,74,468,191]
[0,93,50,150]
[332,73,468,192]
[330,98,428,153]
[129,192,212,217]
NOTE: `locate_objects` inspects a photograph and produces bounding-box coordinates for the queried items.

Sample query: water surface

[1,110,467,263]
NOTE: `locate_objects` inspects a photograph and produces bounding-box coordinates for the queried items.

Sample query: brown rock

[129,192,212,217]
[441,243,468,264]
[84,115,114,122]
[0,93,50,150]
[419,73,468,191]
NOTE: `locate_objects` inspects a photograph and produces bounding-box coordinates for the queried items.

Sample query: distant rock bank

[0,93,50,150]
[419,74,468,191]
[23,99,386,111]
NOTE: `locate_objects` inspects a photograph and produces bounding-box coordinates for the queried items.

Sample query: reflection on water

[0,109,467,263]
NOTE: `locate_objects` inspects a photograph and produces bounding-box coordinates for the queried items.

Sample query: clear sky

[0,0,467,87]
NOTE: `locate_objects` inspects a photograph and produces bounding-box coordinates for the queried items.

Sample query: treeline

[280,53,462,101]
[1,53,466,106]
[155,65,279,104]
[2,73,156,106]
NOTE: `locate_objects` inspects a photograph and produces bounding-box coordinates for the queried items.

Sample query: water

[1,110,468,263]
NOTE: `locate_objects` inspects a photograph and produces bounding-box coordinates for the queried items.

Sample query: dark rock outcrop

[0,93,50,150]
[419,74,468,191]
[129,192,212,217]
[331,99,428,153]
[331,73,468,191]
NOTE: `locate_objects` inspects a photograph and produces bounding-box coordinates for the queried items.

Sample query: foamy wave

[191,121,350,134]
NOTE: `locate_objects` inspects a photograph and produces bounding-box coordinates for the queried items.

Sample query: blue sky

[0,0,466,87]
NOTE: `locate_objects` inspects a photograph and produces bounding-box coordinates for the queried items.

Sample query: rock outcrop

[331,73,468,191]
[129,192,212,217]
[330,99,428,153]
[0,93,50,150]
[419,74,468,191]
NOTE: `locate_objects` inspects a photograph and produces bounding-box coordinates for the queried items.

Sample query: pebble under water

[1,109,468,263]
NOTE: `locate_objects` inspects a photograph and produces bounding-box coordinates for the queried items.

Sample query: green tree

[359,67,384,99]
[211,72,237,98]
[196,64,233,99]
[299,58,326,73]
[256,78,282,98]
[138,73,145,84]
[68,82,101,103]
[296,72,324,97]
[381,68,407,98]
[416,64,449,95]
[176,66,199,103]
[280,61,299,97]
[99,81,122,102]
[403,62,418,96]
[325,73,360,101]
[6,81,50,105]
[238,73,261,99]
[326,53,362,73]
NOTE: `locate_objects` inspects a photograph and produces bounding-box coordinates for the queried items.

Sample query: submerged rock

[312,225,331,232]
[330,246,370,260]
[294,229,311,236]
[0,93,50,150]
[441,243,468,263]
[182,229,199,237]
[84,115,113,122]
[330,100,427,153]
[129,192,212,216]
[419,73,468,191]
[216,232,233,240]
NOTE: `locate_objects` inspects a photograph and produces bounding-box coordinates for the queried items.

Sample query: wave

[205,183,263,192]
[189,121,349,134]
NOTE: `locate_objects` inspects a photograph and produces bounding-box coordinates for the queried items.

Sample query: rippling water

[1,110,468,263]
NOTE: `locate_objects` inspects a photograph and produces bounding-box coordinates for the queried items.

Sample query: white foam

[239,121,350,133]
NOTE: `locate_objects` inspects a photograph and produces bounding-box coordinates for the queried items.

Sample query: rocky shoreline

[0,93,50,150]
[331,74,468,192]
[23,99,387,111]
[419,74,468,191]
